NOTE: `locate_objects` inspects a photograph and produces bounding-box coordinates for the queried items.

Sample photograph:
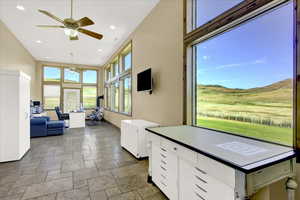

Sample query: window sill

[104,108,132,117]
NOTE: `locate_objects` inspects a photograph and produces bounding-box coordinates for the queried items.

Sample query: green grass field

[197,79,293,146]
[44,87,97,109]
[197,117,293,146]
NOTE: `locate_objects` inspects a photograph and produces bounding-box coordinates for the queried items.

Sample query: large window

[83,86,97,108]
[104,43,132,115]
[64,68,80,83]
[42,66,99,110]
[187,1,295,146]
[43,85,61,109]
[44,67,61,82]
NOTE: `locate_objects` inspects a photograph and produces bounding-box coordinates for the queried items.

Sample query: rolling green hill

[196,79,293,145]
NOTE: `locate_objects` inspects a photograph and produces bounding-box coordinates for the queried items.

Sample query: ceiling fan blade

[77,17,94,27]
[78,28,103,40]
[38,10,64,24]
[70,35,79,40]
[37,25,65,28]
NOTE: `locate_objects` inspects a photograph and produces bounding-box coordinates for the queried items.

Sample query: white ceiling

[0,0,159,66]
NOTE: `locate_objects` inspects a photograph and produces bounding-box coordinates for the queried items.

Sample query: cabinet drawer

[149,133,161,146]
[197,153,235,188]
[177,145,197,164]
[160,138,179,154]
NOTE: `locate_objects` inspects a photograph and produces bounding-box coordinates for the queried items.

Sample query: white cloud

[215,58,266,70]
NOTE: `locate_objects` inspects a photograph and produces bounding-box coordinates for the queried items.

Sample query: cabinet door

[127,125,138,157]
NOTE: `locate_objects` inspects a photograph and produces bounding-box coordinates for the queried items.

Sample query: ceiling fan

[37,0,103,41]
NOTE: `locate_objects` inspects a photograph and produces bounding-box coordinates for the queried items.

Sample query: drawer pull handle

[160,174,166,179]
[195,184,207,193]
[160,166,167,171]
[195,192,206,200]
[161,160,167,165]
[160,181,167,187]
[195,175,207,184]
[173,147,177,151]
[160,147,167,152]
[195,167,207,175]
[160,153,166,158]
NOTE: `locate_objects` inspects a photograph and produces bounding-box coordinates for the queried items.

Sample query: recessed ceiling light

[98,49,103,52]
[36,40,42,44]
[16,5,25,11]
[109,25,116,30]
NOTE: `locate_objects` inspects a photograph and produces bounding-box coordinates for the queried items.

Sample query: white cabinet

[69,112,85,128]
[151,135,179,200]
[0,70,31,162]
[121,120,158,159]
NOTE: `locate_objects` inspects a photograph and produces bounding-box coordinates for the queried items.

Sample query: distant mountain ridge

[198,78,292,92]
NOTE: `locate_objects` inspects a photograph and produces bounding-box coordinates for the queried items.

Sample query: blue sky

[196,1,294,89]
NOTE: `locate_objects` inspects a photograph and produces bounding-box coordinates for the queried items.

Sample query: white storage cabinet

[148,132,295,200]
[121,120,158,159]
[0,70,31,162]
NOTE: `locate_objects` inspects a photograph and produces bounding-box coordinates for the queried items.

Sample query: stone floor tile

[46,171,72,182]
[88,175,117,193]
[90,190,107,200]
[22,178,73,199]
[24,193,57,200]
[108,191,142,200]
[0,194,23,200]
[56,186,90,200]
[104,187,122,198]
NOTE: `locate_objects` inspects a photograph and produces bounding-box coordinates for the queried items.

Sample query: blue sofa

[30,116,65,138]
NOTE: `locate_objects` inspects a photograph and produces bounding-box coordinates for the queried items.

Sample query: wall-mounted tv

[137,68,152,92]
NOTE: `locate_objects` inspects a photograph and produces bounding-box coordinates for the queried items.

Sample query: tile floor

[0,122,167,200]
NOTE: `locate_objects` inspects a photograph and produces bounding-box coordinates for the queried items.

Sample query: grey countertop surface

[146,125,295,172]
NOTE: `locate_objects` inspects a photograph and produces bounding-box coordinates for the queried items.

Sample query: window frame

[63,68,81,83]
[121,75,132,115]
[42,65,99,111]
[42,84,61,110]
[43,66,61,82]
[184,0,299,151]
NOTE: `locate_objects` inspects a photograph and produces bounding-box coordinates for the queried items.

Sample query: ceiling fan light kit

[37,0,103,41]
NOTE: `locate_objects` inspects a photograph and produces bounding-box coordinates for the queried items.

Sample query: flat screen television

[137,68,152,92]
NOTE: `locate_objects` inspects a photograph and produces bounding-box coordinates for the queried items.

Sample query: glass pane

[195,2,294,146]
[63,89,81,113]
[113,62,119,77]
[44,67,61,82]
[114,82,119,111]
[43,85,60,109]
[124,52,132,70]
[123,77,131,114]
[195,0,243,27]
[64,68,80,83]
[83,87,97,108]
[83,70,97,84]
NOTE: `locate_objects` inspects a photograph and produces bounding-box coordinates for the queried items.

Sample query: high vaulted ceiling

[0,0,159,66]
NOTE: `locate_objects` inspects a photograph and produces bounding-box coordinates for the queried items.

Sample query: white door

[63,89,81,113]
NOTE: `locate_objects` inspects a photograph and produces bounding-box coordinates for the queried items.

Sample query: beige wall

[0,20,37,98]
[104,0,184,128]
